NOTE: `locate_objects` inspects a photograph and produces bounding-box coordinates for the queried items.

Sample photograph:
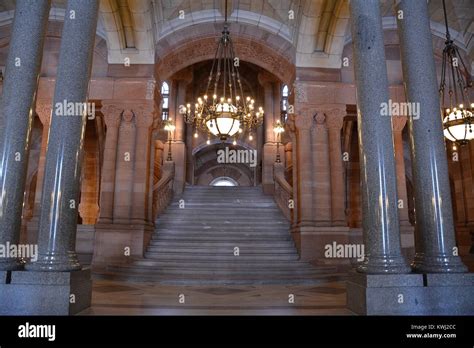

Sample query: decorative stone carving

[101,104,123,127]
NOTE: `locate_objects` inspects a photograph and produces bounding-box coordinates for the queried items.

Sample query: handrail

[152,161,175,221]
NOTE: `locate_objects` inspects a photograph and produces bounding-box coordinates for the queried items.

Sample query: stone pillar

[262,80,276,193]
[0,0,50,271]
[113,110,136,222]
[294,112,314,226]
[396,0,467,272]
[154,140,164,184]
[97,103,122,223]
[131,104,154,224]
[172,80,187,194]
[349,0,409,273]
[175,81,186,142]
[326,108,346,226]
[311,112,331,225]
[27,0,100,271]
[284,142,292,172]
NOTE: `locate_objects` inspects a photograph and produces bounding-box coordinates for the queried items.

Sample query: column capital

[294,111,314,130]
[132,103,155,128]
[36,100,52,126]
[322,107,346,130]
[391,116,407,132]
[101,103,123,127]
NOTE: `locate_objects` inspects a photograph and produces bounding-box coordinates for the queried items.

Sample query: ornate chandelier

[439,0,473,146]
[184,0,263,142]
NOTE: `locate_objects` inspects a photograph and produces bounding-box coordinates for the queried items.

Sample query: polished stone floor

[80,279,351,315]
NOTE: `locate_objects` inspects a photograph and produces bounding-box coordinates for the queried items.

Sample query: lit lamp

[273,120,285,163]
[439,0,473,148]
[164,117,175,161]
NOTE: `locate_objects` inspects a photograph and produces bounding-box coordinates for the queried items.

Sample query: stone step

[159,211,285,217]
[132,259,313,268]
[108,264,331,276]
[146,246,297,253]
[152,234,292,242]
[144,252,300,261]
[155,220,289,227]
[151,233,291,239]
[98,270,345,285]
[148,240,295,247]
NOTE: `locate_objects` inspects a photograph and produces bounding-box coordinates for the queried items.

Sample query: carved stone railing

[273,162,293,223]
[152,160,175,221]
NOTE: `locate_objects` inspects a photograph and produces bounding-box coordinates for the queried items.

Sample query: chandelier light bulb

[471,103,474,108]
[236,96,240,101]
[233,139,237,145]
[238,128,243,133]
[187,103,191,108]
[194,132,198,138]
[460,104,464,108]
[249,134,253,141]
[213,94,217,99]
[246,96,251,102]
[206,139,210,145]
[204,95,208,100]
[220,97,225,103]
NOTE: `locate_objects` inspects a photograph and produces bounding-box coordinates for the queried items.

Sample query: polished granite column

[396,0,467,272]
[27,0,100,271]
[0,0,50,271]
[349,0,409,273]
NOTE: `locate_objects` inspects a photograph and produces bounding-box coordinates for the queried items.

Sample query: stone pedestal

[262,143,277,194]
[92,223,153,269]
[0,269,91,315]
[171,141,186,195]
[293,225,350,264]
[347,272,474,315]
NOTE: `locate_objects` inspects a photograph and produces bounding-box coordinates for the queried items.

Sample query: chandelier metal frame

[439,0,473,146]
[183,0,264,142]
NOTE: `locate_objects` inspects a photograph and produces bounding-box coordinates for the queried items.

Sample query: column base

[411,253,468,273]
[26,251,81,272]
[347,272,474,315]
[0,268,91,315]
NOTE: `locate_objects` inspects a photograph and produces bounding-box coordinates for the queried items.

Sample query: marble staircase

[107,186,344,284]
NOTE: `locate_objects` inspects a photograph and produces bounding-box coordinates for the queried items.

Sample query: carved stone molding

[101,103,123,128]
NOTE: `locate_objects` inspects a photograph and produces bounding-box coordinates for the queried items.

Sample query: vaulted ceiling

[0,0,472,70]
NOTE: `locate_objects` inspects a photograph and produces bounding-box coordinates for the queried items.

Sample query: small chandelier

[439,0,473,146]
[184,0,263,141]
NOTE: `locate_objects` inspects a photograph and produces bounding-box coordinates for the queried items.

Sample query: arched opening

[210,176,239,187]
